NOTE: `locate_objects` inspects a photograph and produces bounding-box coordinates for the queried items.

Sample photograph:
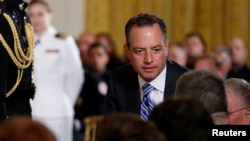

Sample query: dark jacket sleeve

[0,4,9,121]
[106,73,119,113]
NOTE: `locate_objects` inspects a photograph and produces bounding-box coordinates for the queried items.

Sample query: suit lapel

[164,60,176,99]
[124,66,141,113]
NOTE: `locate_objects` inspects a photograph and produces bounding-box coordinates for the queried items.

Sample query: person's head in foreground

[97,112,166,141]
[149,98,214,141]
[224,78,250,124]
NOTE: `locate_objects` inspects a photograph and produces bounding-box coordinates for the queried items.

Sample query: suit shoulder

[110,64,137,82]
[55,32,68,40]
[112,64,134,76]
[167,59,190,73]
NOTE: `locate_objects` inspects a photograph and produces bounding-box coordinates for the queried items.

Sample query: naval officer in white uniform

[28,1,84,141]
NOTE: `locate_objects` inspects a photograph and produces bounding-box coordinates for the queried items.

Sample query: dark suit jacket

[227,64,250,83]
[106,59,189,114]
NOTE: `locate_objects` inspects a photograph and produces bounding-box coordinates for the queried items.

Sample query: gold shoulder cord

[0,13,35,97]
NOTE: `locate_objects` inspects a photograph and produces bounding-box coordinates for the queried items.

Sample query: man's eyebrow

[151,44,163,48]
[132,46,145,49]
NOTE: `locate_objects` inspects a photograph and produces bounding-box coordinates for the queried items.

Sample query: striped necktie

[140,83,154,121]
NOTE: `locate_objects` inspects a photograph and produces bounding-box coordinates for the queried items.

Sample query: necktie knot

[142,83,154,97]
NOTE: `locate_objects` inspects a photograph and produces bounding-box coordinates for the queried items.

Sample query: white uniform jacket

[31,26,84,118]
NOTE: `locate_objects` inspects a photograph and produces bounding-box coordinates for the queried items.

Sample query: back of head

[97,112,165,141]
[175,70,227,114]
[0,116,56,141]
[149,98,214,141]
[224,78,250,123]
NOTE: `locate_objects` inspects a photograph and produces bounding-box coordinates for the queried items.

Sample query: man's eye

[134,49,143,53]
[153,48,162,52]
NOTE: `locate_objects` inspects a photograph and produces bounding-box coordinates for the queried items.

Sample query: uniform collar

[35,26,57,41]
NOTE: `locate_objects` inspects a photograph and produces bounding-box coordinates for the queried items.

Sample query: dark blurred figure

[97,112,166,141]
[168,41,187,67]
[224,78,250,125]
[194,54,223,78]
[184,32,206,69]
[175,70,229,125]
[149,98,214,141]
[226,37,250,82]
[0,116,56,141]
[77,31,96,69]
[0,0,35,121]
[74,42,110,140]
[96,32,124,71]
[212,45,232,79]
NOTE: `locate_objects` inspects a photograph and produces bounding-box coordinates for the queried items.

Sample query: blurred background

[47,0,250,64]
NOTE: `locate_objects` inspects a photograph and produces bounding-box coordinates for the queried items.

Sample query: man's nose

[144,51,153,64]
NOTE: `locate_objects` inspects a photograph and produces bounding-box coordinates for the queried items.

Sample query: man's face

[78,33,95,55]
[88,47,109,74]
[228,38,247,65]
[125,24,168,82]
[168,46,187,66]
[214,51,231,74]
[195,58,218,74]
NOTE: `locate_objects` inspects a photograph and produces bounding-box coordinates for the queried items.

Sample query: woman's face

[28,3,52,34]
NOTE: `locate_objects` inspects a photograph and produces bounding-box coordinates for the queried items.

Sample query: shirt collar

[35,26,57,41]
[138,65,166,93]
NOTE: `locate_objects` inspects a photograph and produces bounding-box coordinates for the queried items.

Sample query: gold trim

[0,13,35,97]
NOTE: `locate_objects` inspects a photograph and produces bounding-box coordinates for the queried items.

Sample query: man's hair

[224,78,250,108]
[185,32,206,48]
[88,42,107,53]
[97,112,165,141]
[125,13,167,47]
[195,53,222,69]
[175,70,227,114]
[212,45,232,62]
[169,41,186,52]
[149,98,214,141]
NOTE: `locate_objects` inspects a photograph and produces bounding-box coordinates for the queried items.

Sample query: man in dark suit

[106,13,189,120]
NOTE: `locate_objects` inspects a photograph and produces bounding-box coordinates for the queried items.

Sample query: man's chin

[140,74,156,82]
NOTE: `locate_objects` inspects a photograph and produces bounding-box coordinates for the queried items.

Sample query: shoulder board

[55,32,68,40]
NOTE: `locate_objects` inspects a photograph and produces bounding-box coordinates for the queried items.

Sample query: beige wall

[48,0,85,38]
[85,0,250,64]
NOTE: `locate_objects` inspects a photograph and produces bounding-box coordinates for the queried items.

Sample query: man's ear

[165,39,169,56]
[124,44,130,59]
[245,108,250,118]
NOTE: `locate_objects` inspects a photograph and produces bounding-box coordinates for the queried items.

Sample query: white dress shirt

[138,66,166,105]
